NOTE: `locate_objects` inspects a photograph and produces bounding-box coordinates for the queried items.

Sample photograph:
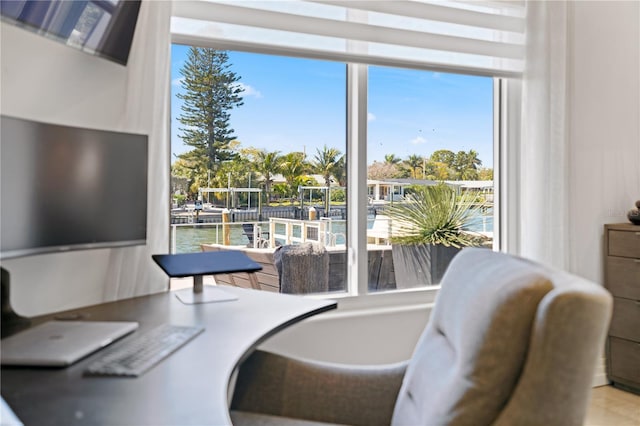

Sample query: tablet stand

[152,251,262,304]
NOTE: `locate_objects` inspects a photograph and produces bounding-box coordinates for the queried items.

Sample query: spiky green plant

[387,184,486,248]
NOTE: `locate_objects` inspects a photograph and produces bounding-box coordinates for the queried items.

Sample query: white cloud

[172,76,184,87]
[235,82,262,98]
[410,136,427,145]
[368,112,376,122]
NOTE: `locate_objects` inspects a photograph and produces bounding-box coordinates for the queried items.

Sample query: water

[172,221,347,254]
[172,225,242,253]
[466,212,494,234]
[172,212,493,254]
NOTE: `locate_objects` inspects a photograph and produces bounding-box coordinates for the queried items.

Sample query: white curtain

[518,0,569,269]
[104,1,173,300]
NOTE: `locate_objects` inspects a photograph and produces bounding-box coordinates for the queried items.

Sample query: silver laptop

[1,320,139,367]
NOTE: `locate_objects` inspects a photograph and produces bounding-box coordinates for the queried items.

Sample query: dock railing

[268,217,346,248]
[170,218,346,254]
[170,221,270,253]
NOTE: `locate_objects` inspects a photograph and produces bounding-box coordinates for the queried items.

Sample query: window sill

[302,286,439,318]
[171,278,439,319]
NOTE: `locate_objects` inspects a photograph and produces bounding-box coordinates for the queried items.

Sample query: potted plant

[387,183,488,288]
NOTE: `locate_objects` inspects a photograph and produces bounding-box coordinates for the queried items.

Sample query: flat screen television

[0,0,141,66]
[0,115,148,260]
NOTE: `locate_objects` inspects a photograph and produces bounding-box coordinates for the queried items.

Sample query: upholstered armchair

[230,248,613,426]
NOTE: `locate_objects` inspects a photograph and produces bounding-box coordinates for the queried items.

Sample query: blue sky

[171,45,494,168]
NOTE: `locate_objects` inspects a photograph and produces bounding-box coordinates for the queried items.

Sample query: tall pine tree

[177,48,244,175]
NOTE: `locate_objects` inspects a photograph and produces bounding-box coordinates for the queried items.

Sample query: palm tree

[454,150,482,180]
[405,154,423,179]
[254,150,282,204]
[313,145,342,214]
[281,152,308,199]
[465,149,482,173]
[313,145,342,188]
[384,154,401,165]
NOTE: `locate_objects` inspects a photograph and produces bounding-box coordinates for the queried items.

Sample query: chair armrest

[231,350,408,426]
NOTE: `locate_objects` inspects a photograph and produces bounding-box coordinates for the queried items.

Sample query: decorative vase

[628,200,640,225]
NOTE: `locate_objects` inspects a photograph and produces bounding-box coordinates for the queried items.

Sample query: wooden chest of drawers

[604,223,640,394]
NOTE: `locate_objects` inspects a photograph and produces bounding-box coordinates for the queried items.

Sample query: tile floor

[585,385,640,425]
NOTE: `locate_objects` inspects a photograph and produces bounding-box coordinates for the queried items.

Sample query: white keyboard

[84,324,204,377]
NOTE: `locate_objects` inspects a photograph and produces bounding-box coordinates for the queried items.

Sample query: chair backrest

[392,248,612,426]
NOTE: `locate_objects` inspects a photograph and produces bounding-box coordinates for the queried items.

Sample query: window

[367,66,494,291]
[170,44,496,297]
[169,0,522,298]
[170,48,348,293]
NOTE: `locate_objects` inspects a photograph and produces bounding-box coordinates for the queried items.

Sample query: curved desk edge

[1,287,337,426]
[225,296,337,423]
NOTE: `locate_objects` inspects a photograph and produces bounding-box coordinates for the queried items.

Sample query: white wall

[261,302,431,364]
[568,1,640,283]
[0,3,172,316]
[567,1,639,387]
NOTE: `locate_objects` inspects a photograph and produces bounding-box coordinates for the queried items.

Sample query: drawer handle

[634,259,640,264]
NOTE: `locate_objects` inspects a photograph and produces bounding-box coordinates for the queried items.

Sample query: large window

[170,45,496,297]
[169,0,523,299]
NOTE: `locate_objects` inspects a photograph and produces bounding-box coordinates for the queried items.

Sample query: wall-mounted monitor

[0,0,141,66]
[0,115,148,260]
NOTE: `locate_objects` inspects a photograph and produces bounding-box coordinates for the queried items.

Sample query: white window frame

[338,69,505,311]
[170,38,507,311]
